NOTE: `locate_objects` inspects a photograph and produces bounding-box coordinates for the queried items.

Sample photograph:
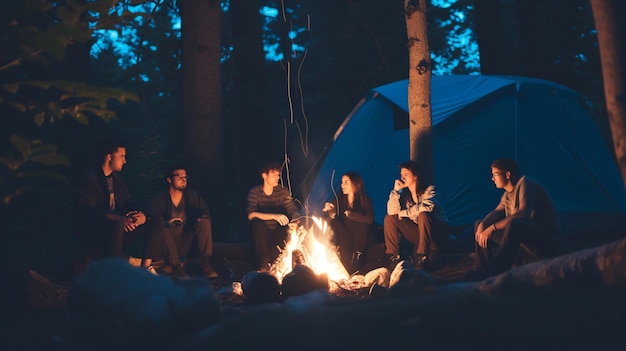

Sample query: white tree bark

[405,0,434,184]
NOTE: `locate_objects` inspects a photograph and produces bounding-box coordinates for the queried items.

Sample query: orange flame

[271,217,349,289]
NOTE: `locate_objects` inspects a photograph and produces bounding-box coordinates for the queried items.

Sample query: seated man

[74,137,164,273]
[147,164,217,279]
[474,158,562,277]
[383,161,450,271]
[246,162,300,271]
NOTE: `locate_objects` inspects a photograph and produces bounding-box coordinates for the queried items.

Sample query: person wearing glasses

[74,137,165,274]
[147,164,217,279]
[246,161,301,272]
[474,158,562,277]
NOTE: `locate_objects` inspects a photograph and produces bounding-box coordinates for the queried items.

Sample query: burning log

[241,271,281,305]
[368,260,435,299]
[291,249,307,269]
[281,265,329,298]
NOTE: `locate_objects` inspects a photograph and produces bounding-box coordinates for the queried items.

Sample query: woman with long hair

[322,171,374,274]
[384,161,449,271]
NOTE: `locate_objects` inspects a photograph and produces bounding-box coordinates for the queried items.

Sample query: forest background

[0,0,613,285]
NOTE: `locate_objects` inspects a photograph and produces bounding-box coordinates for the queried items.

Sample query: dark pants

[249,219,289,268]
[75,216,164,260]
[331,219,369,273]
[474,218,560,276]
[161,218,213,266]
[384,212,449,256]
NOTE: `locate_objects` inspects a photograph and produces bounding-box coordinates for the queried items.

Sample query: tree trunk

[230,0,273,188]
[180,0,224,229]
[590,0,626,190]
[405,0,433,184]
[473,0,523,75]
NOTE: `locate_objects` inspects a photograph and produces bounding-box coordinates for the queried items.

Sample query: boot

[411,253,427,269]
[420,250,445,272]
[350,251,363,273]
[200,256,218,279]
[384,253,402,270]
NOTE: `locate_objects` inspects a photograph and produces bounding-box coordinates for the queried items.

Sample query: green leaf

[17,171,69,185]
[34,112,46,126]
[31,144,59,154]
[1,83,19,94]
[10,135,31,154]
[48,102,63,120]
[30,154,71,166]
[73,112,90,125]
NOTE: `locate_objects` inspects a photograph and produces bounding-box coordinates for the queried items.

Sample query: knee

[143,217,165,236]
[194,218,212,234]
[383,214,397,226]
[417,212,431,222]
[474,220,482,233]
[149,216,165,228]
[506,217,529,236]
[249,219,267,237]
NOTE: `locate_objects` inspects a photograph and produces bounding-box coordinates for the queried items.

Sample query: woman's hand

[322,202,335,213]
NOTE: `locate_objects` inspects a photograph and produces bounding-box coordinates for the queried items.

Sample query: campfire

[268,217,349,288]
[232,217,393,303]
[256,217,388,295]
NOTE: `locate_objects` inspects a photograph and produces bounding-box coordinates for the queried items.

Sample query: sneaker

[146,266,158,275]
[158,265,173,274]
[200,257,218,279]
[202,263,218,279]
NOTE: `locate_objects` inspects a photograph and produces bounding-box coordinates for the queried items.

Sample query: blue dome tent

[302,75,626,237]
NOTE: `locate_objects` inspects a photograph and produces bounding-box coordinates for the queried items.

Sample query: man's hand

[274,214,290,226]
[133,211,147,226]
[123,211,146,232]
[475,226,494,248]
[122,215,137,232]
[167,217,184,227]
[288,221,299,232]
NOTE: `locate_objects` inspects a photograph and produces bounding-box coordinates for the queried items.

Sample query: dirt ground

[1,231,624,350]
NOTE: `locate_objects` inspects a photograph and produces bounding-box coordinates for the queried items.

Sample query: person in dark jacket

[147,164,217,279]
[322,171,374,274]
[74,137,164,273]
[246,162,301,271]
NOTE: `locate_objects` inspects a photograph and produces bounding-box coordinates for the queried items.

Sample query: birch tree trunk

[590,0,626,190]
[405,0,433,184]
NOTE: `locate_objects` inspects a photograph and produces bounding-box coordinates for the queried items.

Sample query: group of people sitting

[75,138,217,279]
[74,137,562,280]
[322,158,561,278]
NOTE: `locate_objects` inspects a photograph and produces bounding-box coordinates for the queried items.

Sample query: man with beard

[75,137,164,273]
[147,164,217,279]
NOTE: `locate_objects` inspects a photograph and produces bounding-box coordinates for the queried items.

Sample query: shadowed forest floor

[1,228,625,350]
